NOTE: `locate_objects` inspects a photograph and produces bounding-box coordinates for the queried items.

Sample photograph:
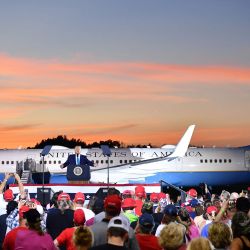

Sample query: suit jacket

[62,154,93,168]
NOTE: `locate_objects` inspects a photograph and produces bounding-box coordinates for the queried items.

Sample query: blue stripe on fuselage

[130,171,250,186]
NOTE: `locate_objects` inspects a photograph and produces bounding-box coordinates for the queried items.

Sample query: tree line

[30,135,154,149]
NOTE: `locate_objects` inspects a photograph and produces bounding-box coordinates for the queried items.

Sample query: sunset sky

[0,1,250,149]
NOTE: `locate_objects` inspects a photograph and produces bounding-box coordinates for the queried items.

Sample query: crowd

[0,173,249,250]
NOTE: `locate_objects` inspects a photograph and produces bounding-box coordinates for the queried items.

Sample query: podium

[66,164,91,183]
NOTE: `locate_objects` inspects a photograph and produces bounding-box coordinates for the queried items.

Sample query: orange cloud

[1,53,249,111]
[0,124,41,132]
[0,120,249,149]
[1,53,250,86]
[191,125,250,147]
[0,53,250,148]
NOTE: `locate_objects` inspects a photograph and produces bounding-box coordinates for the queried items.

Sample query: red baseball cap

[122,190,134,196]
[58,193,70,201]
[206,206,218,215]
[19,205,30,218]
[4,189,14,201]
[122,198,137,208]
[150,192,159,202]
[104,195,122,212]
[187,188,197,197]
[74,192,85,203]
[74,209,86,225]
[135,186,146,198]
[158,192,166,200]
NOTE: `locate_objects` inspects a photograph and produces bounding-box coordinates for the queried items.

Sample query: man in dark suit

[60,146,94,184]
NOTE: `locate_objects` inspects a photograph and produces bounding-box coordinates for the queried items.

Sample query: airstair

[16,159,36,184]
[20,170,31,184]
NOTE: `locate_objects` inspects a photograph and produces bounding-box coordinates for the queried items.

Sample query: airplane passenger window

[205,159,208,163]
[54,161,56,164]
[49,161,52,164]
[229,159,232,163]
[58,161,61,164]
[224,159,227,163]
[124,160,127,164]
[44,161,47,164]
[210,159,213,163]
[11,161,14,164]
[96,160,99,164]
[1,161,4,164]
[40,161,42,164]
[6,161,9,164]
[110,160,113,164]
[200,159,203,163]
[120,160,123,164]
[106,160,108,163]
[101,160,103,164]
[219,159,222,163]
[214,159,217,163]
[129,160,132,163]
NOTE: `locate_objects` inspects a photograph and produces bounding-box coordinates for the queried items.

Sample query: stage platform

[9,183,161,202]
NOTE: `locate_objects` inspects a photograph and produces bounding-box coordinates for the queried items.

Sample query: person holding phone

[0,173,25,216]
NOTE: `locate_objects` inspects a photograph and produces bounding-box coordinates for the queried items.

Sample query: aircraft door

[26,155,37,172]
[245,151,250,169]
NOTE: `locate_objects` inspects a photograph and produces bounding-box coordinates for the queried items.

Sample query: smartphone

[24,189,30,200]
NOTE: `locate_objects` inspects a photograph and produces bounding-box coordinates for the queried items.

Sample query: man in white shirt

[73,192,95,226]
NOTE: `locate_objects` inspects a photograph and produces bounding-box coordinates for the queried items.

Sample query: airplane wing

[90,124,195,183]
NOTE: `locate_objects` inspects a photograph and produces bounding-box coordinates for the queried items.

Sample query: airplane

[0,124,250,187]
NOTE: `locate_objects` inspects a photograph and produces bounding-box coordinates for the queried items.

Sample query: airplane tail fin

[170,124,196,158]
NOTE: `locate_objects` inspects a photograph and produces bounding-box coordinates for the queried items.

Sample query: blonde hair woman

[187,237,213,250]
[158,222,186,250]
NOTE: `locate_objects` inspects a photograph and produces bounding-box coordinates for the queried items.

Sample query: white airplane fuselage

[0,146,249,186]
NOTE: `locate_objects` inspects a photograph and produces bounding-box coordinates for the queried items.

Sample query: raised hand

[5,173,12,179]
[14,173,21,182]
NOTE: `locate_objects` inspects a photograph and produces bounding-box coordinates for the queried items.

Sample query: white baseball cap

[108,216,130,232]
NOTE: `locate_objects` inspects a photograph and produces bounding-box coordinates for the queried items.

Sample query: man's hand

[60,164,64,169]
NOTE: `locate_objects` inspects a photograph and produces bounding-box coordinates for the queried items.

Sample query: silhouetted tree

[31,136,122,149]
[33,135,87,149]
[89,140,121,148]
[126,143,154,148]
